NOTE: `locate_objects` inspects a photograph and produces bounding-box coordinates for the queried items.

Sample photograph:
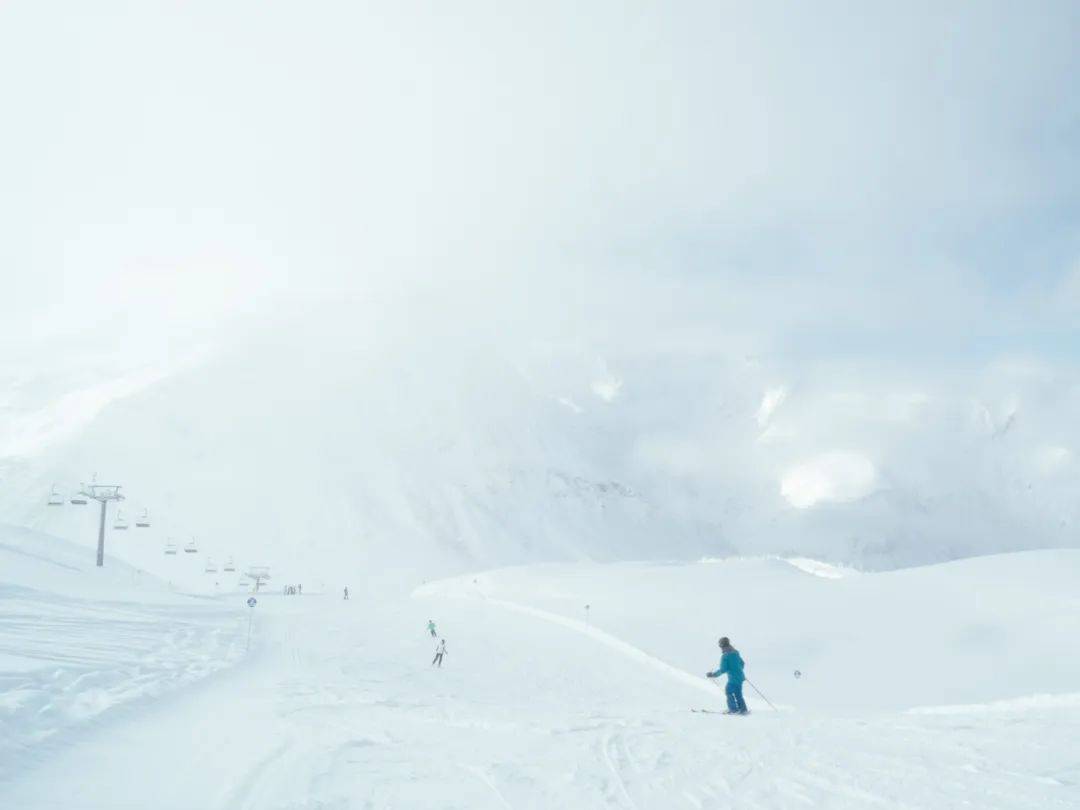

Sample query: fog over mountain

[6,293,1080,578]
[3,1,1079,577]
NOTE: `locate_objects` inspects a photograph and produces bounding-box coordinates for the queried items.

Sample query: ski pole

[745,679,777,711]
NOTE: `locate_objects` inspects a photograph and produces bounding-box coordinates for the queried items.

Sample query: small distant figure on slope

[706,636,748,715]
[343,587,349,600]
[427,619,437,638]
[298,583,302,595]
[432,638,447,668]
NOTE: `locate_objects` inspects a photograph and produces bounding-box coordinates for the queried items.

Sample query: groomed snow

[0,525,245,784]
[3,542,1078,808]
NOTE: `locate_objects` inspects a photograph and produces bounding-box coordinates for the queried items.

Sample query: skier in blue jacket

[706,636,748,714]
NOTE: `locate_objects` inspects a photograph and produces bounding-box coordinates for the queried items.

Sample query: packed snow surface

[0,525,245,783]
[3,538,1078,808]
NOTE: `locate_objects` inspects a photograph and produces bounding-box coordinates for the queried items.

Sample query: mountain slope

[4,550,1078,808]
[3,308,1079,577]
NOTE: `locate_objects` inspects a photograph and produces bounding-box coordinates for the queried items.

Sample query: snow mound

[0,524,246,781]
[909,692,1080,715]
[0,522,162,598]
[781,556,859,578]
[418,550,1080,710]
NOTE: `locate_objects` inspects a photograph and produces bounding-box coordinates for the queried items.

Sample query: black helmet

[719,636,731,649]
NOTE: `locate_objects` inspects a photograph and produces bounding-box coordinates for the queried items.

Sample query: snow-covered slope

[4,550,1077,808]
[3,306,1080,577]
[419,550,1080,710]
[0,524,245,781]
[2,318,718,583]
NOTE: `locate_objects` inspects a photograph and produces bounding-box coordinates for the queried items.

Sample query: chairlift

[223,556,236,572]
[135,508,151,528]
[205,558,217,574]
[246,565,271,592]
[164,540,178,555]
[184,538,198,554]
[47,486,64,506]
[113,509,129,530]
[70,490,88,505]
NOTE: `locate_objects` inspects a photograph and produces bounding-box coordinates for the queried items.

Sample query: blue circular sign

[247,597,257,607]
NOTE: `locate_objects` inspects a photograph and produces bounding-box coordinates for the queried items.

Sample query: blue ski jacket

[710,649,746,683]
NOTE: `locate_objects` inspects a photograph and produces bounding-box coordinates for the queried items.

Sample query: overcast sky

[3,2,1080,569]
[3,1,1078,368]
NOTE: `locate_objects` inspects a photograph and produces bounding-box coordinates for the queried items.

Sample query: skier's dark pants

[432,653,444,667]
[726,679,748,713]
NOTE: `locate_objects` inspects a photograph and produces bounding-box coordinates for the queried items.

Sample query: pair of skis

[693,677,773,714]
[691,708,749,715]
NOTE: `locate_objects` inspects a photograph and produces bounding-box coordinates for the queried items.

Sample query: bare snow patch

[782,557,859,579]
[0,367,170,457]
[1032,445,1072,476]
[755,386,787,427]
[556,397,584,414]
[780,452,879,508]
[697,555,857,578]
[590,377,622,403]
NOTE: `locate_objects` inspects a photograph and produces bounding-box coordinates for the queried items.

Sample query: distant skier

[432,638,447,668]
[427,620,437,638]
[706,636,748,714]
[298,583,302,595]
[343,587,349,600]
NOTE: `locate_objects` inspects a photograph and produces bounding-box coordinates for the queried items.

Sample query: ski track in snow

[1,566,1079,808]
[0,585,245,784]
[467,589,722,700]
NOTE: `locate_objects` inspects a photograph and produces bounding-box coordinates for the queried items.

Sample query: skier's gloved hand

[705,672,715,678]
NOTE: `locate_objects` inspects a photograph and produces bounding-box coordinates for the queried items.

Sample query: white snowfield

[2,535,1079,808]
[0,525,245,784]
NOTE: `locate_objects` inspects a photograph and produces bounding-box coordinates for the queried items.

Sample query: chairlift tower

[79,483,125,567]
[246,566,271,593]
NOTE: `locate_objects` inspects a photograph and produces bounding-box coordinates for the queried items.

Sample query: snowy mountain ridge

[3,307,1079,578]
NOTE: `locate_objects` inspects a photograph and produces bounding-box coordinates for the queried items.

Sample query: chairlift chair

[223,556,236,572]
[113,510,129,530]
[164,540,178,555]
[47,486,64,506]
[70,491,88,505]
[184,538,198,554]
[135,508,150,528]
[205,558,217,574]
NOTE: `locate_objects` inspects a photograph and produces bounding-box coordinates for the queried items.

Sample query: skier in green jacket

[427,620,437,638]
[706,637,748,714]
